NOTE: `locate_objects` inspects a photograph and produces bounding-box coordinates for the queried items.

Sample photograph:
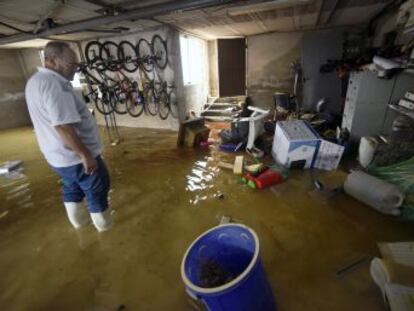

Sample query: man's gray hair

[44,41,71,60]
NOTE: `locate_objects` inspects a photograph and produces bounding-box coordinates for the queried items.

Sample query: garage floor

[1,127,413,311]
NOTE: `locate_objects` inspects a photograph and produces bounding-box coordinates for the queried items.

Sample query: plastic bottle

[245,169,284,189]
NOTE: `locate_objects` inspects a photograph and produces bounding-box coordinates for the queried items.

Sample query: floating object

[358,137,378,168]
[214,192,225,200]
[219,143,240,153]
[218,161,234,170]
[233,156,244,175]
[199,141,214,148]
[0,160,23,175]
[336,256,371,277]
[218,215,232,224]
[272,120,320,169]
[344,171,404,216]
[244,169,283,189]
[177,118,210,147]
[181,224,276,311]
[245,163,263,173]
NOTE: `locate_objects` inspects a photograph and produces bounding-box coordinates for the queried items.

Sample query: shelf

[388,104,414,120]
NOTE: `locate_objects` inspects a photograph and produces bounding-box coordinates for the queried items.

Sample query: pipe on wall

[0,0,239,45]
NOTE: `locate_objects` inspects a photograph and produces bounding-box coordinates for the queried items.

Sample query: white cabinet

[341,70,414,141]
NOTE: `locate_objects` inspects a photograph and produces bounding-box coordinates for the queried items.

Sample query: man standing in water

[25,41,112,232]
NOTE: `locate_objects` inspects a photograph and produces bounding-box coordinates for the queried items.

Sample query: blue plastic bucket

[181,224,276,311]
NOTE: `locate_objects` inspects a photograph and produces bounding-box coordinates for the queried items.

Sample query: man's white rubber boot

[64,202,91,229]
[90,208,112,232]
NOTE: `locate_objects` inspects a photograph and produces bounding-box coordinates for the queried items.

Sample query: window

[180,35,204,85]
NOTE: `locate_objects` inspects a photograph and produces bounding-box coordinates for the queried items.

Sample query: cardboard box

[177,117,205,147]
[271,120,320,169]
[404,91,414,102]
[313,140,345,171]
[399,98,414,110]
[184,126,210,147]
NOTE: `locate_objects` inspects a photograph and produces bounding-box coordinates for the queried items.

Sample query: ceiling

[0,0,393,48]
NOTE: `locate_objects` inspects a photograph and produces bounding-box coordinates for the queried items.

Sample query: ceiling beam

[33,0,65,34]
[315,0,324,26]
[324,0,340,25]
[0,0,240,45]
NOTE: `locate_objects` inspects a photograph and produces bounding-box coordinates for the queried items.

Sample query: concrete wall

[18,48,43,79]
[208,40,219,98]
[0,49,31,130]
[246,32,302,109]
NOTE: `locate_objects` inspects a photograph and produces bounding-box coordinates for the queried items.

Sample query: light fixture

[227,0,311,16]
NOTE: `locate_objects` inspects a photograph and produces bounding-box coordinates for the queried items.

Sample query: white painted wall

[78,26,210,130]
[181,36,209,117]
[12,26,211,132]
[79,26,183,130]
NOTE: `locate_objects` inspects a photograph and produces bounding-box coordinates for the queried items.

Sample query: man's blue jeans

[51,156,110,213]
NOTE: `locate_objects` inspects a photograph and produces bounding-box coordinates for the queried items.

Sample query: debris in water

[198,259,235,288]
[218,215,232,224]
[213,191,224,199]
[0,210,9,219]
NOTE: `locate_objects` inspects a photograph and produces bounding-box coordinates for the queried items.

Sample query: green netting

[368,157,414,221]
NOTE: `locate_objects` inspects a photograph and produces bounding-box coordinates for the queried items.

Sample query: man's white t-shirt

[25,67,103,168]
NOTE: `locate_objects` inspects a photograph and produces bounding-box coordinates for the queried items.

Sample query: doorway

[218,38,246,97]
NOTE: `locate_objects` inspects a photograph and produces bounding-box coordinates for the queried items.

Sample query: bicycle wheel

[143,87,158,116]
[111,88,128,115]
[85,41,101,65]
[94,91,115,115]
[137,38,154,72]
[151,35,168,70]
[126,90,145,117]
[100,41,119,71]
[118,40,138,73]
[157,90,170,120]
[168,90,179,118]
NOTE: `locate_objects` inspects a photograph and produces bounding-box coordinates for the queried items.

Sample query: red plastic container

[246,169,283,189]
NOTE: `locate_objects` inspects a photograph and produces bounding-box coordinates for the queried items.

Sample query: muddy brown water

[0,126,413,311]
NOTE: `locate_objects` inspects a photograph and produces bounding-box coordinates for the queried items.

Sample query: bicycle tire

[137,38,154,72]
[168,90,179,119]
[111,88,128,115]
[126,90,145,118]
[100,41,119,71]
[118,40,138,73]
[85,41,101,65]
[158,90,170,120]
[94,92,115,115]
[151,35,168,70]
[143,87,158,116]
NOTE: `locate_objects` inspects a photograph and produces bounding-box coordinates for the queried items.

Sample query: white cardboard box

[399,98,414,110]
[272,120,320,168]
[313,140,345,171]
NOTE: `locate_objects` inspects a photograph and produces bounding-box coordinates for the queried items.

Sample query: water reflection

[186,157,219,205]
[0,169,34,218]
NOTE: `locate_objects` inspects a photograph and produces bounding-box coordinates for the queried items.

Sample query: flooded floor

[1,126,413,311]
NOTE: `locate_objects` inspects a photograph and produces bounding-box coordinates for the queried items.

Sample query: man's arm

[54,124,97,174]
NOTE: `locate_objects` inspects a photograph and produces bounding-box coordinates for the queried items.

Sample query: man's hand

[54,124,97,174]
[81,153,98,175]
